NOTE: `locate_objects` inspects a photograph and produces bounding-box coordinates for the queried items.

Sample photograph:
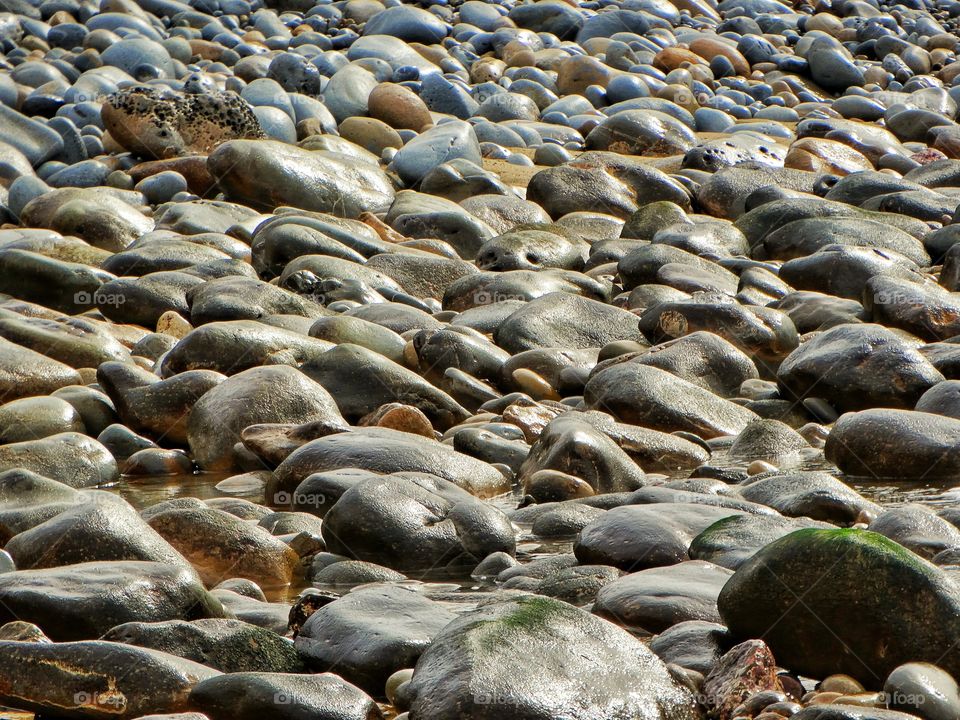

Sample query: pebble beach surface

[5,0,960,717]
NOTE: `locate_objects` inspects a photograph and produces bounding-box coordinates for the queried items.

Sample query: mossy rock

[407,594,703,719]
[718,528,960,685]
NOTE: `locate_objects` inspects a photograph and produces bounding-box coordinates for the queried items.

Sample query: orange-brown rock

[784,138,874,175]
[470,56,507,83]
[689,38,750,75]
[805,12,844,34]
[503,39,536,67]
[653,46,707,72]
[557,55,616,94]
[410,42,449,66]
[47,10,76,24]
[367,83,432,132]
[189,39,230,61]
[128,156,216,196]
[359,403,436,439]
[339,116,403,156]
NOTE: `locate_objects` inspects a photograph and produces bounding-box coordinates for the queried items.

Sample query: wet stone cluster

[3,0,960,717]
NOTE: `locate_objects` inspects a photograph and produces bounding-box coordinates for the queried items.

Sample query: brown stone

[503,40,536,67]
[783,137,874,175]
[805,12,844,34]
[0,621,49,643]
[501,400,561,443]
[689,38,750,75]
[47,10,75,24]
[339,117,403,156]
[702,640,783,720]
[653,46,707,72]
[470,57,507,83]
[128,156,216,197]
[359,402,436,438]
[367,83,433,131]
[557,55,616,94]
[410,42,449,66]
[240,419,348,466]
[658,84,699,112]
[189,39,230,61]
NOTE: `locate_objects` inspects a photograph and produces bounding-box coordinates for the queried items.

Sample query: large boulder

[208,140,395,217]
[584,363,757,439]
[0,640,221,720]
[406,594,704,719]
[186,365,346,470]
[825,409,960,479]
[718,528,960,684]
[295,584,457,696]
[320,473,516,572]
[0,561,226,641]
[189,672,382,720]
[777,324,942,413]
[274,427,511,497]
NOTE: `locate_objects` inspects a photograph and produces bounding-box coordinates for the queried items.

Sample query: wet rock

[146,506,299,588]
[593,560,734,634]
[98,362,224,447]
[777,324,943,413]
[637,299,799,366]
[391,121,481,186]
[738,472,880,525]
[719,528,960,684]
[187,365,345,470]
[161,321,334,376]
[189,672,382,720]
[869,505,960,560]
[690,514,833,570]
[518,415,644,498]
[0,561,226,641]
[884,662,960,720]
[574,503,749,571]
[0,337,81,401]
[584,363,757,439]
[301,343,468,430]
[494,292,640,353]
[535,564,623,605]
[649,621,733,675]
[5,493,189,571]
[0,433,118,489]
[102,618,303,673]
[0,395,84,442]
[276,426,510,497]
[295,584,457,696]
[826,409,960,480]
[0,639,220,719]
[319,473,515,571]
[209,140,395,217]
[406,595,702,720]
